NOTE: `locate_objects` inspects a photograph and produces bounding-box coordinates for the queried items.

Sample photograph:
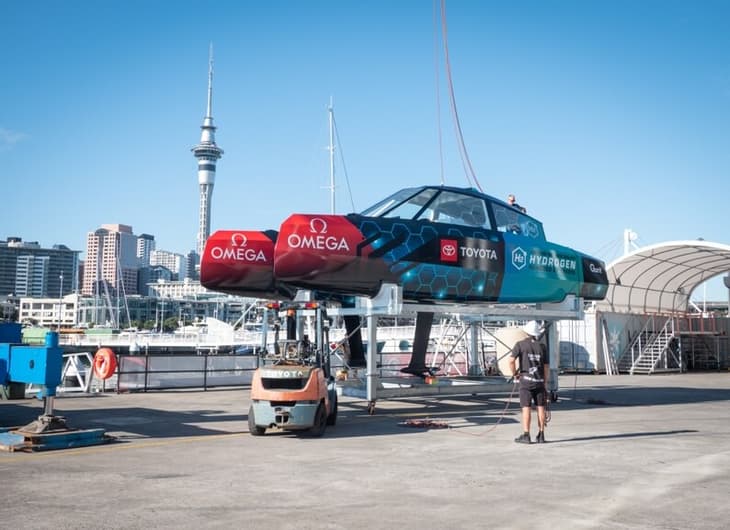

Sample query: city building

[18,293,80,328]
[1,294,18,321]
[0,236,79,298]
[137,265,174,296]
[137,233,156,267]
[81,224,140,298]
[185,250,199,280]
[150,249,187,280]
[149,278,210,300]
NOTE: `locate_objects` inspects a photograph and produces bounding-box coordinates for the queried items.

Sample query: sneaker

[514,433,531,444]
[536,431,546,444]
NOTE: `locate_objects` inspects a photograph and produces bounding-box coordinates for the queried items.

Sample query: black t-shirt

[511,337,548,387]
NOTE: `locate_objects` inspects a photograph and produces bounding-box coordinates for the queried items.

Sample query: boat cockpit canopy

[360,186,545,240]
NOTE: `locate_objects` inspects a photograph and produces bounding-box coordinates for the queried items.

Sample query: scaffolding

[328,284,585,412]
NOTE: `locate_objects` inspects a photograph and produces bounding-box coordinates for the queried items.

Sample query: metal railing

[111,353,259,392]
[28,352,260,395]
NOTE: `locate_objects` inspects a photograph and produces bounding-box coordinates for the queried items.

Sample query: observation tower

[192,46,223,259]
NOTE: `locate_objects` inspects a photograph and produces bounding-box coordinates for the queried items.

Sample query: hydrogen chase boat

[201,185,608,305]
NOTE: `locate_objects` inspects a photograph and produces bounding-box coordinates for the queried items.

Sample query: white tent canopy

[596,241,730,315]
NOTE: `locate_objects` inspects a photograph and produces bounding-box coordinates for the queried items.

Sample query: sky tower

[192,45,223,259]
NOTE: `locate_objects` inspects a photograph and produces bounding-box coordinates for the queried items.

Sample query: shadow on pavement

[545,429,699,444]
[554,385,730,409]
[1,400,247,439]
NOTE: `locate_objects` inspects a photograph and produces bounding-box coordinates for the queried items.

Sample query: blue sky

[2,0,729,300]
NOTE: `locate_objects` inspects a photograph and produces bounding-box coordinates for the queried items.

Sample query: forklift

[247,302,338,436]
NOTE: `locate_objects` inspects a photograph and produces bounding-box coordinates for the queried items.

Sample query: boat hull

[273,213,608,303]
[201,230,295,299]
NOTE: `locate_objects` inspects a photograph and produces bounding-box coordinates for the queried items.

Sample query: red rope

[439,0,483,192]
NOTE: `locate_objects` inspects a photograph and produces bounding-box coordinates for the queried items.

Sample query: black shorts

[519,384,547,407]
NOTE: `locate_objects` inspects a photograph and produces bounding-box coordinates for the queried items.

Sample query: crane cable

[433,1,445,186]
[438,0,483,192]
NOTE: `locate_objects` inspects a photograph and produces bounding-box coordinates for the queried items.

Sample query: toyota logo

[442,244,456,257]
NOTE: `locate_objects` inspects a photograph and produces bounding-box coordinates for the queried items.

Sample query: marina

[49,315,503,394]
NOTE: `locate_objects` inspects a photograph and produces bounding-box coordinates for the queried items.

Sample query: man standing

[507,194,527,213]
[509,321,549,444]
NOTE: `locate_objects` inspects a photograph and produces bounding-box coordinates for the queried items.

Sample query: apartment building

[0,236,79,298]
[81,224,141,297]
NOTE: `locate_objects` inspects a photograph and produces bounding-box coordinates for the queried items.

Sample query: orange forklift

[247,302,337,436]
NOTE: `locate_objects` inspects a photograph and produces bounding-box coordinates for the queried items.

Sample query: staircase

[617,317,681,375]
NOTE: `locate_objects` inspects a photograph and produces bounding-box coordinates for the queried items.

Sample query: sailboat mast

[328,97,335,214]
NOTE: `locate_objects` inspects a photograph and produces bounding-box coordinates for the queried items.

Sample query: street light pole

[160,297,165,332]
[58,273,64,329]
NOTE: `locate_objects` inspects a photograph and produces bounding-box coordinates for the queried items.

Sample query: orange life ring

[93,348,117,380]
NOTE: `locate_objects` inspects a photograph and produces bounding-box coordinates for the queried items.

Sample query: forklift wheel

[326,393,338,426]
[309,403,327,437]
[248,406,266,436]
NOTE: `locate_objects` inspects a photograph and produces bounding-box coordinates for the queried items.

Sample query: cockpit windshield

[360,187,423,217]
[373,188,439,220]
[361,187,490,228]
[359,186,545,240]
[414,190,490,228]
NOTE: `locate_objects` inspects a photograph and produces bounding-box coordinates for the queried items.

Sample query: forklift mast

[263,301,332,379]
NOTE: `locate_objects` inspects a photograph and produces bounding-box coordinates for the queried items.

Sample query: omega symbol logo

[512,247,527,270]
[309,218,328,234]
[230,233,248,248]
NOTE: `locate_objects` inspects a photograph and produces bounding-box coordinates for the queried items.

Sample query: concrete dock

[2,373,729,529]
